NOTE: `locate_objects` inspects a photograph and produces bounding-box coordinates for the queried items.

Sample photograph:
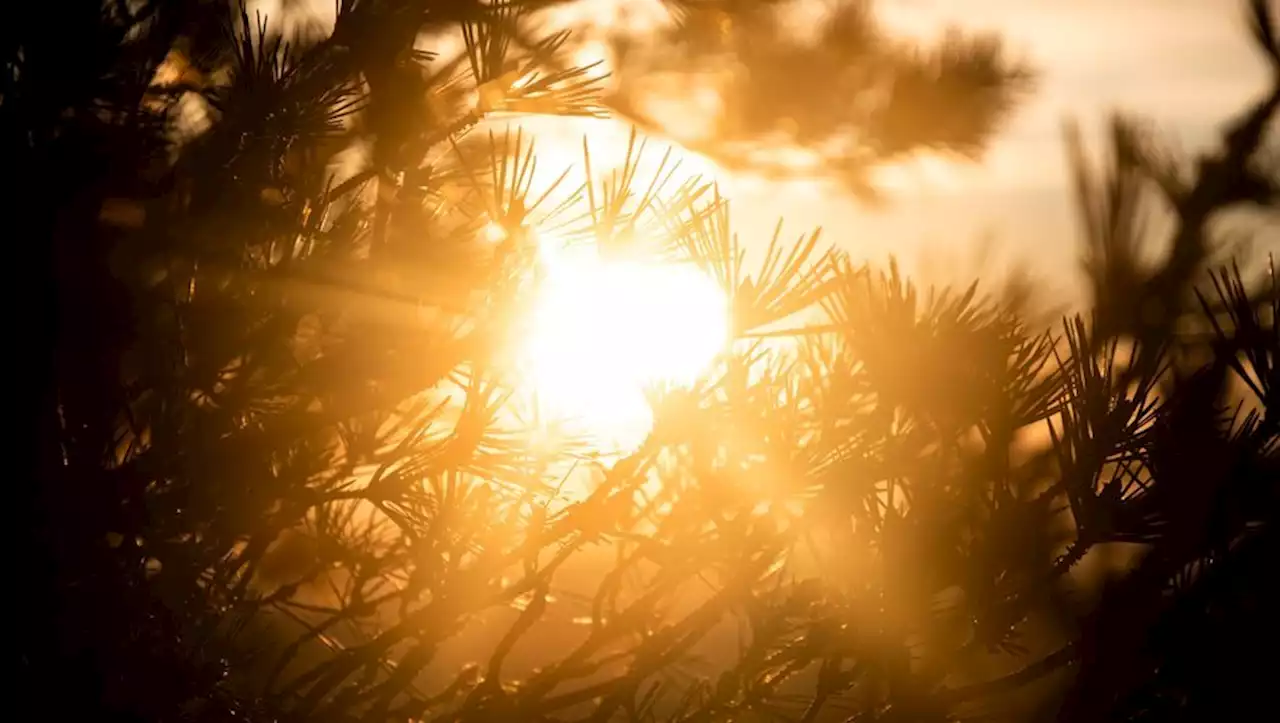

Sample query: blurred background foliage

[6,1,1277,722]
[605,0,1035,202]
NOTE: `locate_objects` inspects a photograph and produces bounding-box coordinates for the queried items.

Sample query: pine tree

[7,1,1277,722]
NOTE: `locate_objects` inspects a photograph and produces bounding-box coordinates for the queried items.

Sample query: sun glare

[519,237,729,451]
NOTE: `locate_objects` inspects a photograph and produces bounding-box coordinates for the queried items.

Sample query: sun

[517,236,730,451]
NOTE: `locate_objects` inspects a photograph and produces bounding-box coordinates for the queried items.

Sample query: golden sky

[763,0,1272,295]
[541,0,1275,301]
[266,0,1275,300]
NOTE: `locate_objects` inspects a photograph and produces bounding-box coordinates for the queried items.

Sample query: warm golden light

[519,236,729,450]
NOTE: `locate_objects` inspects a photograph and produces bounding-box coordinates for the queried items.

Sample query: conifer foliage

[7,1,1278,722]
[607,0,1035,200]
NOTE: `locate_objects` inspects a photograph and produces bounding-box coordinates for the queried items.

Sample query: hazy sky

[731,0,1275,293]
[272,0,1275,295]
[536,0,1275,297]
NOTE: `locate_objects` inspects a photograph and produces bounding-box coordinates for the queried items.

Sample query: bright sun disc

[521,240,729,449]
